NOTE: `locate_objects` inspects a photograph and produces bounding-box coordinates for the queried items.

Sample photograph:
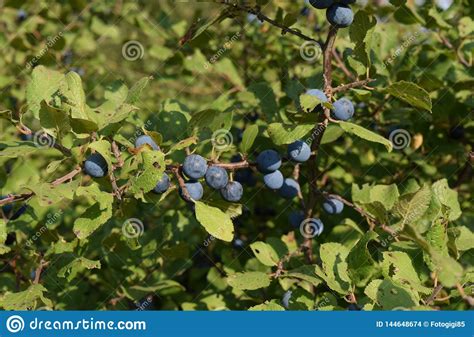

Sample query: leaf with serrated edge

[195,201,234,242]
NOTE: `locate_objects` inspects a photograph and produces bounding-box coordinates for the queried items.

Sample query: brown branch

[172,167,191,201]
[456,283,474,307]
[221,1,321,44]
[425,284,444,305]
[303,27,339,264]
[51,166,82,186]
[332,78,374,94]
[0,167,82,207]
[212,160,254,170]
[112,141,124,168]
[33,259,49,284]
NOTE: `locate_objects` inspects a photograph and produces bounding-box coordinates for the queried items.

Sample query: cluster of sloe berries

[83,135,244,203]
[256,139,311,198]
[310,0,355,28]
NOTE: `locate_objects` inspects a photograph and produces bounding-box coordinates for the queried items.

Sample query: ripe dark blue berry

[153,174,170,194]
[182,154,208,179]
[331,97,354,121]
[323,197,344,214]
[256,150,281,173]
[326,4,354,28]
[263,170,284,190]
[84,153,108,178]
[181,181,204,201]
[205,166,229,189]
[135,135,160,151]
[221,181,243,202]
[288,140,311,163]
[279,178,300,199]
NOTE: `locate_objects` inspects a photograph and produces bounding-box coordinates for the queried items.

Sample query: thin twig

[33,259,49,284]
[221,1,321,44]
[332,78,374,94]
[303,26,339,264]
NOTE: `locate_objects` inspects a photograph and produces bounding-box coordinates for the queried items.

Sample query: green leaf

[352,183,399,211]
[339,121,393,151]
[315,243,352,294]
[195,201,234,242]
[452,226,474,251]
[321,124,344,144]
[347,231,379,287]
[129,150,166,195]
[0,284,52,310]
[39,102,70,138]
[189,109,233,133]
[29,181,79,206]
[126,76,153,104]
[26,65,65,118]
[281,265,323,288]
[73,185,113,239]
[299,93,323,112]
[250,241,279,266]
[249,300,285,311]
[181,9,230,44]
[349,10,377,68]
[393,185,432,227]
[382,251,431,295]
[227,271,271,290]
[240,124,258,154]
[431,179,461,221]
[385,81,432,112]
[267,123,314,145]
[58,257,101,282]
[0,141,46,157]
[364,279,418,310]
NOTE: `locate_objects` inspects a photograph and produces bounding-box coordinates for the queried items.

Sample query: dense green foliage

[0,0,472,311]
